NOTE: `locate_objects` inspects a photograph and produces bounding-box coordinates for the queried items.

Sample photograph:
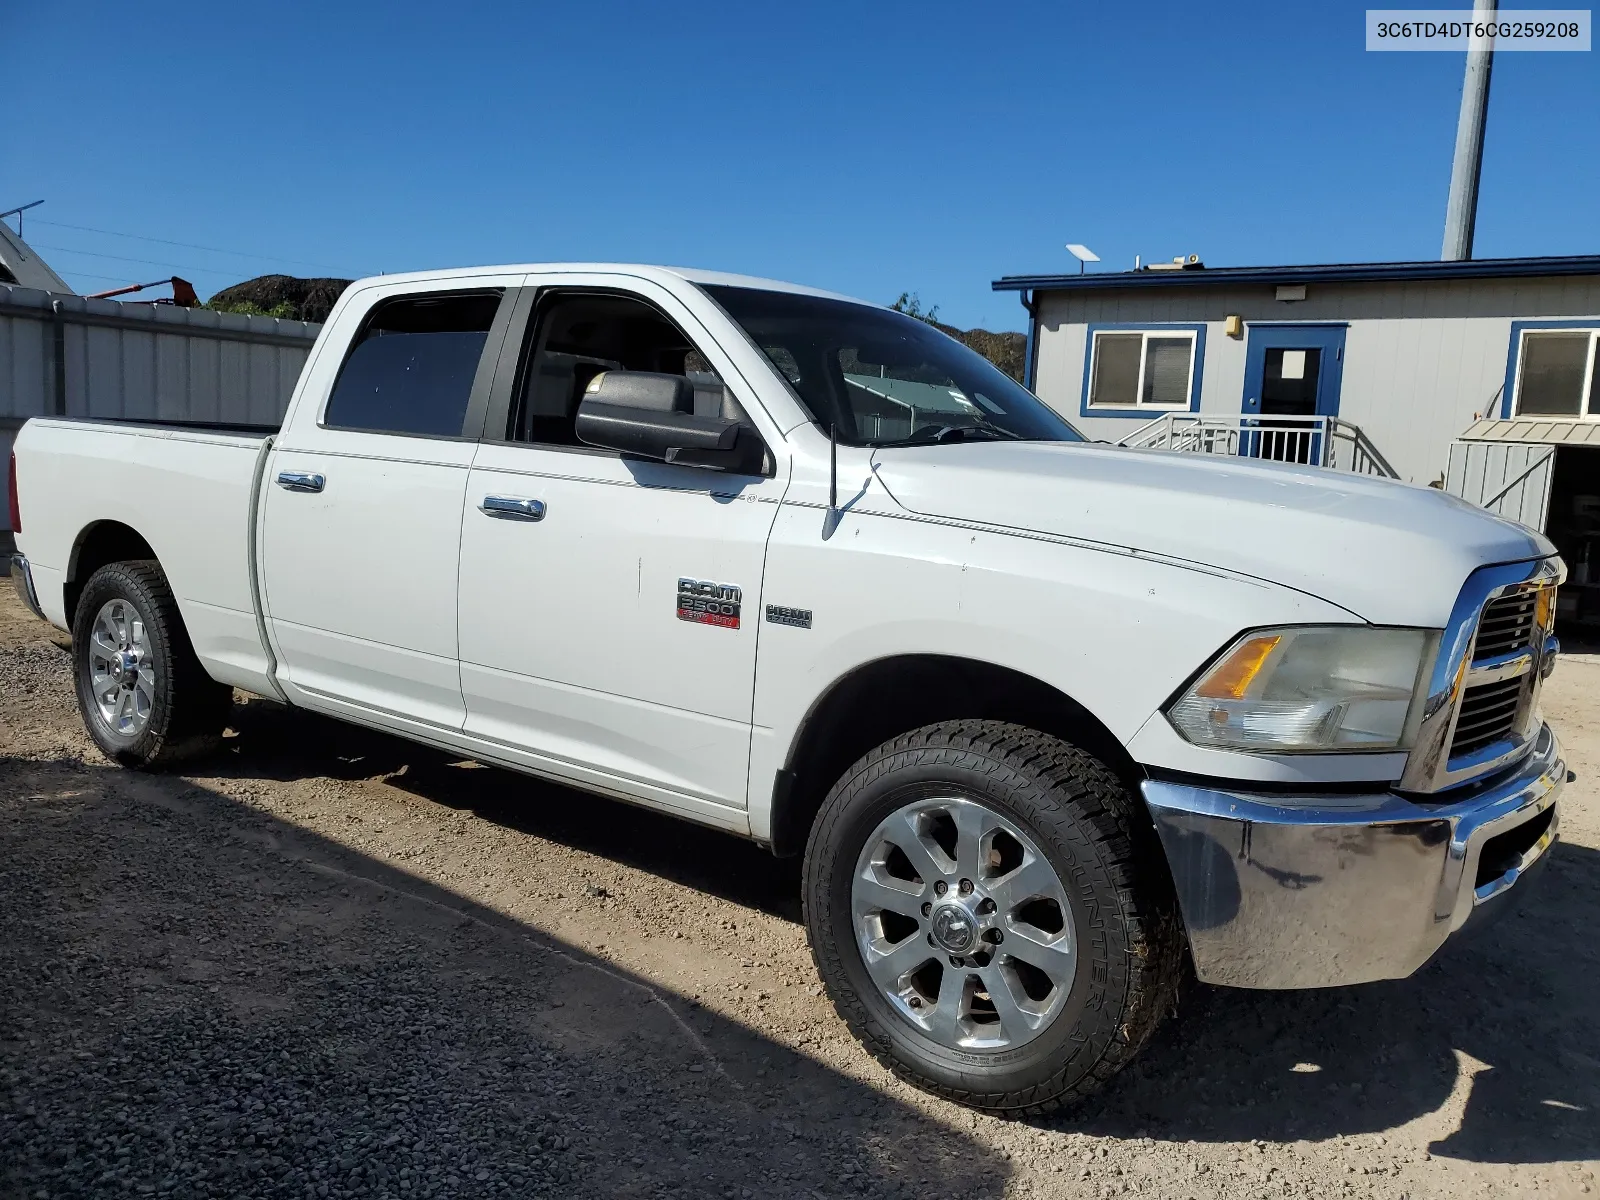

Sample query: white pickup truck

[9,264,1567,1114]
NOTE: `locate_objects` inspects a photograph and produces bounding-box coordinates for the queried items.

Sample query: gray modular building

[993,254,1600,626]
[2,281,319,536]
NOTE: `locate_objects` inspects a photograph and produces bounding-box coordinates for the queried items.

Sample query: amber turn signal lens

[1194,635,1282,700]
[1536,586,1556,631]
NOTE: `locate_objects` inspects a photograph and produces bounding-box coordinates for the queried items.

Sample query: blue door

[1240,324,1346,464]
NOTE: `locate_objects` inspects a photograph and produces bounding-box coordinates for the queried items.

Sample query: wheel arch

[64,520,158,625]
[768,654,1144,858]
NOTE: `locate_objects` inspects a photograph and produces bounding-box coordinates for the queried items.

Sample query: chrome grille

[1448,583,1551,760]
[1451,677,1525,757]
[1472,591,1539,661]
[1401,559,1561,794]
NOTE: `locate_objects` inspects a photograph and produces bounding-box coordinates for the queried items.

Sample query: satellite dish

[1065,244,1100,274]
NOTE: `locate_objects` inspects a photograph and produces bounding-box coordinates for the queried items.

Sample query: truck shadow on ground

[203,699,1598,1167]
[0,750,1002,1200]
[219,697,805,921]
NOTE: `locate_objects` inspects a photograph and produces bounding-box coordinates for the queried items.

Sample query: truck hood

[869,441,1553,627]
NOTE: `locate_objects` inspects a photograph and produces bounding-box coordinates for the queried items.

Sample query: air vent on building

[1144,254,1205,272]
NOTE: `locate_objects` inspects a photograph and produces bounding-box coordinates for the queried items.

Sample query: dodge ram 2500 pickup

[9,263,1566,1114]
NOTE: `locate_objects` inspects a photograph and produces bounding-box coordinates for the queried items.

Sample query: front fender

[746,503,1359,841]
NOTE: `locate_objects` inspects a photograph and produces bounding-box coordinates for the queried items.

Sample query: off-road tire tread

[72,560,232,768]
[802,719,1183,1117]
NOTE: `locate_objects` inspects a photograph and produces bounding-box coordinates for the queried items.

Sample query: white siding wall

[1032,276,1600,484]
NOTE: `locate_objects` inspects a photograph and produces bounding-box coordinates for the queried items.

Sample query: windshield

[700,285,1084,447]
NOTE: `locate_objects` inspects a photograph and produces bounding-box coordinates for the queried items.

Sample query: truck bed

[12,417,277,695]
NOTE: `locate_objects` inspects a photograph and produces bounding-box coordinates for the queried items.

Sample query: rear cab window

[323,291,503,437]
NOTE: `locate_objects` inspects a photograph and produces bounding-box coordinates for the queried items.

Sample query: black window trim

[317,285,514,442]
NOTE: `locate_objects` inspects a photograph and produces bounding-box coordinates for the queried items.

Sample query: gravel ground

[2,584,1598,1199]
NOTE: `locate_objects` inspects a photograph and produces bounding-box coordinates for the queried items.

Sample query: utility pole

[1441,0,1497,260]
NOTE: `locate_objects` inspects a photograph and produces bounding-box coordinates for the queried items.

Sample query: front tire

[72,560,233,768]
[802,720,1182,1116]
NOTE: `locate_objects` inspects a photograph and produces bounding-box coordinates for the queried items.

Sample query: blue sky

[7,1,1597,330]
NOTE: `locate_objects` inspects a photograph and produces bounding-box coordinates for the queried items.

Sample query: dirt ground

[2,584,1597,1200]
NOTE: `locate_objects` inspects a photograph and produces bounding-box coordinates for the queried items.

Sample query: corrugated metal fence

[1,283,320,531]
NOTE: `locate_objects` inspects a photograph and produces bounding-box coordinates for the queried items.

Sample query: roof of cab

[343,263,872,305]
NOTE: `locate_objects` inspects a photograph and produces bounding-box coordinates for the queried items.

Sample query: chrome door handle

[275,471,325,493]
[479,495,546,522]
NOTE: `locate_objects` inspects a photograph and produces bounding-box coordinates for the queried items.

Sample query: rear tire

[802,720,1182,1116]
[72,560,233,768]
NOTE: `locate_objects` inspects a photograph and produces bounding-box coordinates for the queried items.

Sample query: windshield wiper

[948,424,1022,442]
[872,424,1022,447]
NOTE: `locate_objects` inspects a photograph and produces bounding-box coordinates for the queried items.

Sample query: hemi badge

[765,605,812,629]
[677,578,742,629]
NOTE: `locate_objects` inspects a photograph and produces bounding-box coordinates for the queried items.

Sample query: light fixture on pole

[1065,244,1100,275]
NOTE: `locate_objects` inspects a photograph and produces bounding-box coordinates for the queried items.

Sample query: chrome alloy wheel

[851,796,1077,1053]
[88,598,155,738]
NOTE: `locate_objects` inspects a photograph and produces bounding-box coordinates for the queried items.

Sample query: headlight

[1167,626,1436,753]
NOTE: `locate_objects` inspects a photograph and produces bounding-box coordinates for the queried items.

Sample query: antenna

[821,423,845,539]
[1065,243,1100,275]
[0,200,44,238]
[829,423,839,512]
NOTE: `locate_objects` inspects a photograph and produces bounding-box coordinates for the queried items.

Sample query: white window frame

[1085,328,1198,411]
[1512,327,1600,420]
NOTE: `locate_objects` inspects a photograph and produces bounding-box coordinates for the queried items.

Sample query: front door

[1241,324,1346,464]
[454,279,786,825]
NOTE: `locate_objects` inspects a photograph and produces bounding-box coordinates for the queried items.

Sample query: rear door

[261,282,516,731]
[454,276,786,822]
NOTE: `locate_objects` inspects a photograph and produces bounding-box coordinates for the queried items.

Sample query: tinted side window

[324,291,501,436]
[508,292,738,447]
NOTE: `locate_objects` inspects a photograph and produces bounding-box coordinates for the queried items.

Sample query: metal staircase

[1117,413,1399,479]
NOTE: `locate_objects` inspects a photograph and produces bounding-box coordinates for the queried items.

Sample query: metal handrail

[1115,413,1399,478]
[1120,413,1176,449]
[1332,418,1400,478]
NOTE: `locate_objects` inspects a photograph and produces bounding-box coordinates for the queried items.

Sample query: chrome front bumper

[10,554,46,621]
[1143,723,1564,990]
